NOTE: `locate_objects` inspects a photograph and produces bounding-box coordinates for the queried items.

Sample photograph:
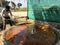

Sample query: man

[1,5,13,29]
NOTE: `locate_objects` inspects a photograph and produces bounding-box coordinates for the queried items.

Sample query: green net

[28,0,60,22]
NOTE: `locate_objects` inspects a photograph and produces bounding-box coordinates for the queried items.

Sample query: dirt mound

[23,25,56,45]
[5,24,56,45]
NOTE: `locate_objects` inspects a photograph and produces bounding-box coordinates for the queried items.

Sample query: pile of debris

[5,23,57,45]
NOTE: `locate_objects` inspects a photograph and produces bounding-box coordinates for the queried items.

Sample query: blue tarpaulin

[28,0,60,22]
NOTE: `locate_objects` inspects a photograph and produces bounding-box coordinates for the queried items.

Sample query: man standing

[1,5,13,30]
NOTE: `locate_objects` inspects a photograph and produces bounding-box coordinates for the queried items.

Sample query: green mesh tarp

[28,0,60,22]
